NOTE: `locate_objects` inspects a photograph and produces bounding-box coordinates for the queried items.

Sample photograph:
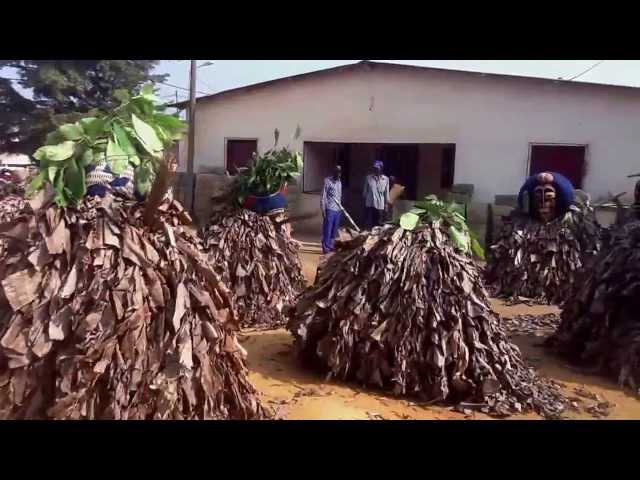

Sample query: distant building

[176,61,640,238]
[0,153,32,168]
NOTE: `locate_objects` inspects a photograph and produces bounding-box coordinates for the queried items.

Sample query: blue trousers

[322,209,342,253]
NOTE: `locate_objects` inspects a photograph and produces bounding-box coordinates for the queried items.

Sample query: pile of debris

[486,202,601,304]
[567,386,615,418]
[0,170,31,258]
[287,224,568,418]
[202,205,306,329]
[547,220,640,391]
[501,314,561,337]
[0,169,30,220]
[0,192,268,419]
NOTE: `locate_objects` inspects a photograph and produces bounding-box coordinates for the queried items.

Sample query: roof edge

[171,60,640,108]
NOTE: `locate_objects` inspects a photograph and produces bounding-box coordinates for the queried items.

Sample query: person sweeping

[320,164,343,254]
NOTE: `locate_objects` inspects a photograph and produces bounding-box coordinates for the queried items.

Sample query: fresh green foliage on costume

[28,84,186,206]
[398,195,485,259]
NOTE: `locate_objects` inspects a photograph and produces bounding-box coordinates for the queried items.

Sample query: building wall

[184,64,640,205]
[183,64,640,242]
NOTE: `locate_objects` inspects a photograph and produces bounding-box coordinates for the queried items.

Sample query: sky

[4,60,640,104]
[154,60,640,103]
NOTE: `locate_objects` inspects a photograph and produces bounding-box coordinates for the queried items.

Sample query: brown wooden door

[529,145,586,188]
[227,139,257,174]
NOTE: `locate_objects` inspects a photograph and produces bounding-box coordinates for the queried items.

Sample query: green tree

[0,61,167,155]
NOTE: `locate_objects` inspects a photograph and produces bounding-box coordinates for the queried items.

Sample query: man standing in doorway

[320,165,343,254]
[363,160,390,230]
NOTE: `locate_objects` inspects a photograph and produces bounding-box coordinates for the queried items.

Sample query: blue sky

[154,60,640,103]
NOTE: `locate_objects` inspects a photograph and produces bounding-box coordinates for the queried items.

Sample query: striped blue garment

[85,161,136,199]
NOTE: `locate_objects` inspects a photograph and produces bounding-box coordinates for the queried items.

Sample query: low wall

[189,172,495,245]
[192,173,625,250]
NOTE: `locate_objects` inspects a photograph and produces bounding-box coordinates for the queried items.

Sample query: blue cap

[373,160,384,169]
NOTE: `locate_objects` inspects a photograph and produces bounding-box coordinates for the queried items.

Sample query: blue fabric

[250,191,288,214]
[86,176,134,199]
[86,184,108,198]
[110,176,130,188]
[517,172,575,214]
[321,209,341,254]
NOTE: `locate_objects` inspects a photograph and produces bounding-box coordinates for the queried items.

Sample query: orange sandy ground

[239,251,640,420]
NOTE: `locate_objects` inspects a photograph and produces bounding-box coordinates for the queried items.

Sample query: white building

[0,153,31,168]
[178,61,640,238]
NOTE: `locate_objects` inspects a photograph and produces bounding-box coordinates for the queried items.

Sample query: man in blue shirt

[320,165,343,254]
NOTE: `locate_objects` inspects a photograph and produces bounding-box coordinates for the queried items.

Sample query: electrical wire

[157,80,209,96]
[567,61,605,81]
[197,77,216,93]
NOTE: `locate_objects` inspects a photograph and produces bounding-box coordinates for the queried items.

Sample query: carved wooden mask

[533,173,557,223]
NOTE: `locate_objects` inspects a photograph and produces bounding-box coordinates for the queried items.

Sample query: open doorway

[303,141,456,227]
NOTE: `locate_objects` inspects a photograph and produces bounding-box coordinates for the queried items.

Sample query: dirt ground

[239,251,640,420]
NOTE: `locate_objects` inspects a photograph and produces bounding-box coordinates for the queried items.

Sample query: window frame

[525,142,589,187]
[224,137,259,173]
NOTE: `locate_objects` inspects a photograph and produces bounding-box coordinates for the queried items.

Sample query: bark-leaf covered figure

[0,89,267,419]
[547,217,640,391]
[202,132,305,329]
[203,204,306,328]
[287,209,568,418]
[486,172,601,304]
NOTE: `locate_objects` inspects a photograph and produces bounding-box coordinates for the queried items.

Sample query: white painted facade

[0,153,31,167]
[179,62,640,207]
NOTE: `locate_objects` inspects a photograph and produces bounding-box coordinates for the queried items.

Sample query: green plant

[234,128,302,203]
[398,194,485,259]
[27,85,186,206]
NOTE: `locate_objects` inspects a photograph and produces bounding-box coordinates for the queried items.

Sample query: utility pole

[186,60,197,212]
[187,60,197,175]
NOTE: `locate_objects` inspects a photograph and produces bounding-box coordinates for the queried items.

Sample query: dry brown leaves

[548,220,640,393]
[287,224,568,419]
[566,386,615,418]
[485,205,601,305]
[0,177,30,259]
[202,206,305,329]
[501,314,561,337]
[0,193,268,419]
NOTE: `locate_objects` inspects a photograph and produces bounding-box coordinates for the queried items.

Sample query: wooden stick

[143,156,177,228]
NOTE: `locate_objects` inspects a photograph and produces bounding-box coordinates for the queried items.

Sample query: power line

[567,61,605,81]
[197,77,215,93]
[157,80,208,96]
